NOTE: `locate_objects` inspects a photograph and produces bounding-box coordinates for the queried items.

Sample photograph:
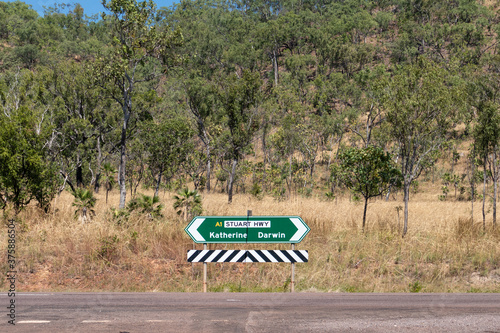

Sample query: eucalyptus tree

[469,69,500,230]
[309,0,378,78]
[162,0,231,77]
[140,115,194,197]
[0,69,66,209]
[0,1,41,69]
[265,114,299,196]
[40,3,107,61]
[253,6,311,87]
[311,72,355,172]
[349,66,389,148]
[0,70,58,216]
[335,146,401,232]
[391,0,492,66]
[183,74,217,193]
[0,109,58,215]
[473,104,500,230]
[384,58,465,237]
[93,0,183,208]
[293,114,325,188]
[215,70,262,203]
[254,14,282,87]
[162,0,231,193]
[42,60,111,190]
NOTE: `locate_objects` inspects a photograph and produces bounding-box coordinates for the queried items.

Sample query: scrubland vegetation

[1,182,499,293]
[1,0,500,292]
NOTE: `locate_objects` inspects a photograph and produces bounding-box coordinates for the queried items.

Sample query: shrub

[71,187,96,223]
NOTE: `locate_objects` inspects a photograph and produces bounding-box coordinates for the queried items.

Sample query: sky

[5,0,179,17]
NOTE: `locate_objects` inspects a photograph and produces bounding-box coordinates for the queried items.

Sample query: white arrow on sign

[290,217,308,242]
[186,217,205,242]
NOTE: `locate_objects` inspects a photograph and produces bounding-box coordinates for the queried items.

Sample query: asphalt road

[2,292,500,332]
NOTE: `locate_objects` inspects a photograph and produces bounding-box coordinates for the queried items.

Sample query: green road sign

[184,216,310,244]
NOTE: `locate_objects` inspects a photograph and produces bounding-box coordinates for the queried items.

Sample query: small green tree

[173,188,202,222]
[335,146,401,232]
[71,187,96,223]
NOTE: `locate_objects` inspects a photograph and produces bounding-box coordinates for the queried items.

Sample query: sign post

[291,243,295,292]
[203,243,207,293]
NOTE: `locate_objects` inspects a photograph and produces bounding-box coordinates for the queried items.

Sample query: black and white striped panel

[187,250,308,263]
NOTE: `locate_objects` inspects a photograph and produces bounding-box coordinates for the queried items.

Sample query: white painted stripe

[230,251,245,262]
[192,250,207,262]
[219,250,233,262]
[276,250,290,262]
[262,250,279,262]
[206,250,221,262]
[288,250,302,262]
[302,250,309,260]
[18,320,51,324]
[248,250,264,262]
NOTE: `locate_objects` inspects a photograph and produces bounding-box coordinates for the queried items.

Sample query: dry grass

[1,184,499,293]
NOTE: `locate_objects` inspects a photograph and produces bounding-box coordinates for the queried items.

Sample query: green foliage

[173,188,202,222]
[216,70,262,160]
[140,115,194,192]
[214,69,262,203]
[335,146,401,230]
[324,191,335,201]
[71,187,97,222]
[110,207,130,225]
[0,0,499,237]
[336,146,401,195]
[126,194,163,219]
[102,163,117,204]
[0,102,57,215]
[94,235,120,263]
[440,172,463,201]
[384,57,465,236]
[44,60,107,190]
[272,186,287,202]
[250,183,263,200]
[409,281,423,293]
[93,0,183,209]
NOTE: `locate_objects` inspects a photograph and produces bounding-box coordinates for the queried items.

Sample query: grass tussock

[1,188,499,293]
